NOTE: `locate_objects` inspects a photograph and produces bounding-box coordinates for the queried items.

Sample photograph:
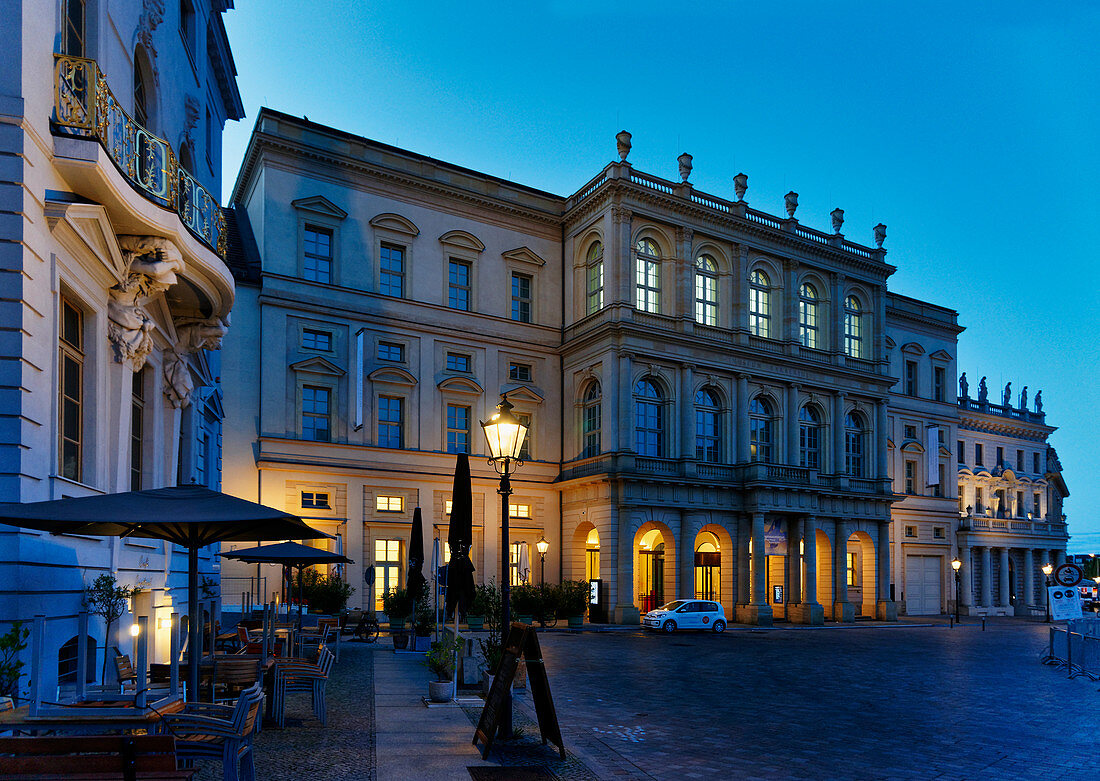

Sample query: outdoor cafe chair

[294,622,331,659]
[160,681,263,781]
[272,645,334,728]
[317,617,342,659]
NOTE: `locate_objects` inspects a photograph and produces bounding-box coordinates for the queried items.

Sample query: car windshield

[658,601,687,611]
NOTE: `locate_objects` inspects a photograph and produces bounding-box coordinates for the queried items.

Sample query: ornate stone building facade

[0,0,243,690]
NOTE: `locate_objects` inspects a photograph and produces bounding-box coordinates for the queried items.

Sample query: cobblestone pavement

[533,619,1100,780]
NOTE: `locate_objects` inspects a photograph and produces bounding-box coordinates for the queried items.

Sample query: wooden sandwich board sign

[473,623,565,760]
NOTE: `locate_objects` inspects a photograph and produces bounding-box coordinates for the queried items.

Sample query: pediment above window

[437,375,484,395]
[439,230,485,253]
[884,336,896,349]
[369,212,419,237]
[886,437,895,449]
[369,367,417,386]
[900,342,925,356]
[291,196,348,221]
[290,356,346,376]
[502,246,546,267]
[929,349,953,362]
[900,440,925,453]
[501,385,544,404]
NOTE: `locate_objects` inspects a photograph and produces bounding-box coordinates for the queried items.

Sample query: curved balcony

[53,54,226,260]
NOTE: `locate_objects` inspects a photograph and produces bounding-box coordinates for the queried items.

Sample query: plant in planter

[464,585,491,631]
[476,634,503,697]
[510,583,540,624]
[381,587,413,648]
[301,568,355,614]
[557,579,590,628]
[425,636,464,702]
[412,600,434,651]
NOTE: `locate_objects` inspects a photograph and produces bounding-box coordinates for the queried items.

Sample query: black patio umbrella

[407,508,427,603]
[0,485,329,700]
[445,453,476,619]
[220,540,351,627]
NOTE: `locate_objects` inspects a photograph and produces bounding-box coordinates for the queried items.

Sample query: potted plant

[425,637,464,702]
[413,601,433,652]
[382,587,412,649]
[465,586,490,631]
[558,580,590,629]
[477,634,503,697]
[83,574,141,682]
[511,583,539,624]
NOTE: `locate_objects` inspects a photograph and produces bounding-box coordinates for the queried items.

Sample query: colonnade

[956,543,1064,613]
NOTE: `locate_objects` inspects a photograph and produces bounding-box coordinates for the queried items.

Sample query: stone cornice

[958,416,1053,441]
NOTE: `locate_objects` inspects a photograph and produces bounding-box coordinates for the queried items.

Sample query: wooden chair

[273,645,334,728]
[210,657,263,706]
[0,734,192,780]
[115,652,137,691]
[317,617,342,659]
[160,681,263,781]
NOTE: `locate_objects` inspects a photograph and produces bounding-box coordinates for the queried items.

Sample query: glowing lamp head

[1042,563,1053,576]
[1093,576,1100,585]
[536,536,549,556]
[481,395,528,461]
[951,557,961,572]
[129,623,141,637]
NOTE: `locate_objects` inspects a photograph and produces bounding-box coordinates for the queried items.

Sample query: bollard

[981,616,986,631]
[949,615,954,629]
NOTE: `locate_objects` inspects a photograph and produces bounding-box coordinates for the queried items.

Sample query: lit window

[378,396,403,449]
[749,270,771,338]
[582,382,601,458]
[586,242,604,315]
[303,226,333,283]
[302,328,332,351]
[446,404,470,454]
[846,413,866,477]
[749,397,773,463]
[508,363,532,382]
[844,295,864,358]
[695,388,721,463]
[448,259,471,310]
[445,500,453,515]
[302,492,330,509]
[376,495,404,512]
[509,503,531,519]
[634,238,661,314]
[798,405,820,470]
[846,553,858,586]
[377,341,404,362]
[59,296,84,482]
[694,255,718,326]
[511,273,532,323]
[798,283,819,348]
[130,369,144,491]
[634,379,664,456]
[374,539,401,611]
[446,353,470,373]
[379,243,405,297]
[301,385,331,442]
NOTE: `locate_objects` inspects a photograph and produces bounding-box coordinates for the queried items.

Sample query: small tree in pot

[83,574,141,681]
[425,636,464,702]
[381,587,413,649]
[558,580,590,628]
[413,600,434,651]
[511,583,540,624]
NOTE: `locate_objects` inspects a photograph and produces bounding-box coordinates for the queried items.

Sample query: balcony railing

[53,54,226,259]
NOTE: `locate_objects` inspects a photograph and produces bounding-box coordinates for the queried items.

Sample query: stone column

[980,546,992,608]
[679,512,697,601]
[613,507,639,624]
[736,511,773,626]
[783,259,797,344]
[736,374,750,463]
[876,520,896,620]
[959,543,974,610]
[736,514,750,607]
[675,227,694,319]
[875,399,889,481]
[831,272,846,354]
[612,205,633,305]
[786,383,801,466]
[791,516,824,625]
[1054,549,1065,567]
[736,246,750,338]
[1023,548,1035,608]
[998,547,1011,608]
[604,349,620,454]
[680,363,694,461]
[618,352,633,452]
[833,519,853,622]
[833,392,847,480]
[787,519,802,605]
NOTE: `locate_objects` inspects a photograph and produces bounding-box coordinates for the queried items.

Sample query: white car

[643,600,727,633]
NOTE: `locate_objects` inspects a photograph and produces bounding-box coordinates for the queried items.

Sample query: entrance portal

[694,531,720,601]
[638,529,665,613]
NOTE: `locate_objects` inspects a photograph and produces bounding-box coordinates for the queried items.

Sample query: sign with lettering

[1049,586,1083,621]
[764,521,787,555]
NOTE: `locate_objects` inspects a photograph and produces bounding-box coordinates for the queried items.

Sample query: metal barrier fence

[1041,618,1100,680]
[220,576,268,613]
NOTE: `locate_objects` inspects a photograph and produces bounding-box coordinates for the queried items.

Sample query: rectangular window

[508,363,532,382]
[1033,452,1040,473]
[302,328,332,352]
[374,539,401,612]
[996,446,1004,468]
[1033,492,1041,517]
[517,413,531,460]
[379,243,405,297]
[62,0,86,57]
[59,297,84,482]
[511,273,532,323]
[846,553,858,587]
[975,443,983,466]
[933,464,945,497]
[378,396,403,449]
[903,425,917,440]
[957,440,965,463]
[446,353,470,373]
[195,430,207,488]
[303,226,333,283]
[130,369,144,491]
[933,367,945,402]
[446,404,470,454]
[448,259,471,310]
[1016,450,1024,472]
[376,495,404,512]
[635,256,660,313]
[586,261,603,315]
[975,488,984,514]
[933,527,946,539]
[905,526,918,538]
[301,491,330,509]
[509,503,531,519]
[180,0,196,57]
[301,385,331,442]
[377,341,404,362]
[1016,490,1024,518]
[509,543,524,586]
[904,460,916,495]
[904,361,918,396]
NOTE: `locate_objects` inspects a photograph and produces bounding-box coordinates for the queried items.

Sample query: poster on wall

[764,521,787,555]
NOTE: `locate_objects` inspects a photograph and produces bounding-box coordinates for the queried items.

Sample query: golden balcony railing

[53,54,226,259]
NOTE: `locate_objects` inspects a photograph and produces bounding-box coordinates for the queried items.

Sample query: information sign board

[1049,585,1084,621]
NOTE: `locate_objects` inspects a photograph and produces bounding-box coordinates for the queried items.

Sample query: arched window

[694,255,718,326]
[695,388,721,462]
[749,396,773,463]
[799,283,819,349]
[133,46,153,129]
[633,378,664,456]
[799,405,821,470]
[844,295,864,358]
[845,412,866,477]
[635,238,661,314]
[585,242,604,315]
[749,270,771,338]
[582,382,601,458]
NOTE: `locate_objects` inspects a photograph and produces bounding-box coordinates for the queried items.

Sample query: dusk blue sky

[221,2,1099,551]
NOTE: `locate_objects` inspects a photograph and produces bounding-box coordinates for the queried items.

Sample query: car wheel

[662,619,677,633]
[712,620,726,633]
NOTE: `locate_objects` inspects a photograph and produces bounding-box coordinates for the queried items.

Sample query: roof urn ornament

[733,172,748,201]
[873,223,887,248]
[677,152,693,183]
[616,130,632,162]
[784,191,799,218]
[831,207,845,234]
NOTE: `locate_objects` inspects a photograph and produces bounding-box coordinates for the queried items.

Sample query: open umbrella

[0,485,328,699]
[407,508,427,603]
[220,540,351,627]
[445,454,476,619]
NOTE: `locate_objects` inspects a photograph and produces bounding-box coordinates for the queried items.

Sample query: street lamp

[536,536,549,585]
[480,393,528,741]
[951,556,962,624]
[1042,563,1053,623]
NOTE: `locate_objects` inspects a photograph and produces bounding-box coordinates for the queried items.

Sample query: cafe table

[0,698,185,735]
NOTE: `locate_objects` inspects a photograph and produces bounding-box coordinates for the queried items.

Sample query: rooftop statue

[1035,390,1043,414]
[1002,382,1011,407]
[1019,386,1028,411]
[959,372,968,398]
[978,376,988,403]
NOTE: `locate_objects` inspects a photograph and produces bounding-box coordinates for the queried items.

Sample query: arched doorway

[694,530,720,601]
[847,531,877,617]
[586,528,600,581]
[637,528,666,613]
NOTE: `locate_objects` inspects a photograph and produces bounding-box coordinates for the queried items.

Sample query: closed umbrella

[518,542,530,585]
[0,485,328,700]
[407,508,427,603]
[445,454,476,619]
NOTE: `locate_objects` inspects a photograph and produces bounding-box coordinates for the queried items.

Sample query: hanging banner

[764,520,787,555]
[926,425,940,485]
